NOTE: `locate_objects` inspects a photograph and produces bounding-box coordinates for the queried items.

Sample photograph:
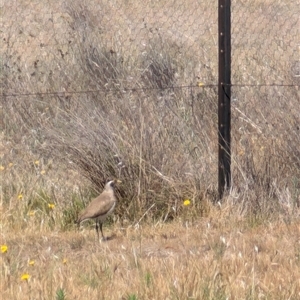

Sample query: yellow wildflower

[48,203,55,209]
[1,245,8,253]
[183,199,191,206]
[34,160,39,165]
[198,82,205,87]
[0,165,4,171]
[18,194,23,200]
[40,170,46,175]
[8,162,13,167]
[21,273,30,281]
[62,258,67,264]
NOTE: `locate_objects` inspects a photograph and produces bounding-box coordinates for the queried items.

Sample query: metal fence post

[218,0,231,199]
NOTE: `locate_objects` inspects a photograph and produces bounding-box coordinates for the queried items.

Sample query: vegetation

[1,0,299,299]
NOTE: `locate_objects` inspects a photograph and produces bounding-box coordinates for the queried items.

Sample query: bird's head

[105,179,122,190]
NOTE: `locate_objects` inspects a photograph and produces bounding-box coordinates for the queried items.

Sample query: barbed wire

[2,1,298,93]
[1,1,299,122]
[2,83,298,98]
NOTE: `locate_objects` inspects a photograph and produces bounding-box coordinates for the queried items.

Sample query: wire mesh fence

[1,0,218,94]
[232,0,299,85]
[1,0,299,210]
[230,0,299,206]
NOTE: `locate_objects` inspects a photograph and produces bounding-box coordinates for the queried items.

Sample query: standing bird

[77,179,121,241]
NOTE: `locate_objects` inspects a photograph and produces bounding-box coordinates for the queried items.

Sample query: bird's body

[77,180,119,241]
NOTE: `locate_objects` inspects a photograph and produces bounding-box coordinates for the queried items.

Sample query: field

[1,206,300,299]
[1,0,300,299]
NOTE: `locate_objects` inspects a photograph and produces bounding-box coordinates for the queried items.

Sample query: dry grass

[1,207,300,299]
[1,161,299,298]
[1,0,300,298]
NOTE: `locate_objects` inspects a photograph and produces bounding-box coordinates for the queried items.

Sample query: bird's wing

[78,191,115,222]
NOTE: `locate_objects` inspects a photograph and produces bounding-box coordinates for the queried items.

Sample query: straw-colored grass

[1,0,300,298]
[1,205,300,299]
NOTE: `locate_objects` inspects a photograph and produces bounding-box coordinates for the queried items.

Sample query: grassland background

[1,0,300,299]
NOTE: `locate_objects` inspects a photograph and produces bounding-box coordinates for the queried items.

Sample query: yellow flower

[21,273,30,281]
[62,258,67,264]
[0,165,4,171]
[18,194,23,200]
[34,160,39,165]
[183,199,191,206]
[198,82,205,87]
[29,260,35,266]
[40,170,46,175]
[8,163,13,167]
[1,245,8,253]
[48,203,55,209]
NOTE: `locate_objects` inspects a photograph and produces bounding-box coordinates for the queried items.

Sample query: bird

[77,179,121,241]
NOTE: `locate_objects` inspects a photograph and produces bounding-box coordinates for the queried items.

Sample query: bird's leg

[95,221,100,241]
[100,222,106,241]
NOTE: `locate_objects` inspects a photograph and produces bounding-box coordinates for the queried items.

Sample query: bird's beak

[115,179,122,184]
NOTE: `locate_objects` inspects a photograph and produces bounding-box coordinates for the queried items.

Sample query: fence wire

[232,0,299,86]
[1,0,218,95]
[1,0,299,199]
